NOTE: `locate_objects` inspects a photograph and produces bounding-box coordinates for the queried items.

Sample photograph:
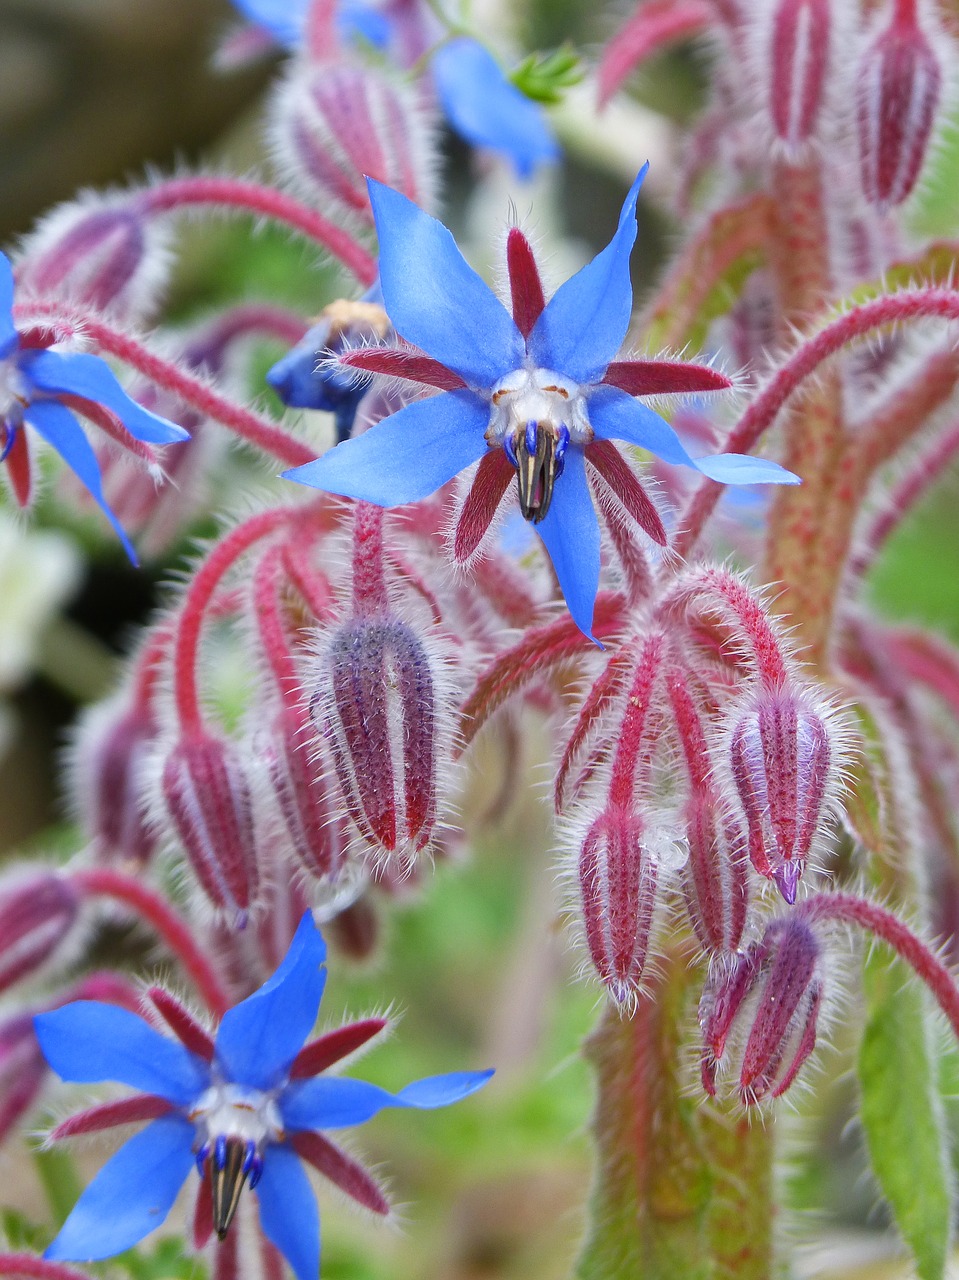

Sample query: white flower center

[190,1082,284,1239]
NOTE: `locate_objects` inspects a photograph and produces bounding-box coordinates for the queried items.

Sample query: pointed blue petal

[34,1003,210,1105]
[691,453,801,485]
[21,350,190,445]
[282,391,489,504]
[215,913,327,1092]
[24,399,138,564]
[340,1,392,48]
[281,1070,493,1133]
[0,252,17,359]
[230,0,306,45]
[256,1146,320,1280]
[368,179,524,388]
[433,39,559,180]
[528,165,648,384]
[44,1116,194,1261]
[536,449,601,644]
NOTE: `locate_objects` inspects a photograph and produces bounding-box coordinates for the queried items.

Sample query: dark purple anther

[215,1134,227,1170]
[0,423,17,464]
[525,419,539,455]
[503,433,518,468]
[249,1154,264,1189]
[242,1140,256,1175]
[196,1141,211,1177]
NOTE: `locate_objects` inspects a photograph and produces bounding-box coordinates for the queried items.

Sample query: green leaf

[510,45,583,104]
[858,950,952,1280]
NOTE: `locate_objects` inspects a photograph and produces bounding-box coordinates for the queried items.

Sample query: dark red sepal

[339,347,467,390]
[586,439,667,545]
[5,427,32,507]
[602,359,732,396]
[146,986,216,1061]
[193,1176,215,1250]
[453,449,515,563]
[289,1017,389,1078]
[291,1131,390,1215]
[51,1094,173,1140]
[506,228,546,339]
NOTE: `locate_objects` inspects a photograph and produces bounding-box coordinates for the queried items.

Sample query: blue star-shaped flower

[281,168,799,640]
[0,252,189,562]
[34,914,491,1280]
[228,0,557,177]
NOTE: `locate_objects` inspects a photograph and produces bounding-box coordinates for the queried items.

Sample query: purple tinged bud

[161,732,260,922]
[767,0,832,151]
[0,873,80,994]
[579,805,658,1004]
[265,704,348,883]
[683,793,749,955]
[0,1014,47,1142]
[728,688,832,902]
[700,915,823,1102]
[317,617,439,860]
[856,0,942,208]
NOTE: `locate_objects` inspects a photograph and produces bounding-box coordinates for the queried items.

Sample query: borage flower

[35,914,491,1280]
[0,252,188,562]
[283,168,799,639]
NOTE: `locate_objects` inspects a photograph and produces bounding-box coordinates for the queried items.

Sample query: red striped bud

[682,793,749,955]
[0,872,80,994]
[579,805,658,1005]
[856,0,943,208]
[269,59,435,221]
[0,1014,47,1142]
[728,688,833,903]
[700,915,823,1101]
[767,0,832,151]
[316,616,442,861]
[160,732,260,922]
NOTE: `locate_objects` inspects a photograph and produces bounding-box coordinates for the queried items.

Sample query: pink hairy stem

[304,0,339,58]
[0,1256,94,1280]
[70,867,230,1015]
[253,544,302,694]
[281,540,338,622]
[13,303,316,468]
[598,0,713,106]
[133,177,377,285]
[351,502,389,615]
[130,622,174,708]
[606,631,667,809]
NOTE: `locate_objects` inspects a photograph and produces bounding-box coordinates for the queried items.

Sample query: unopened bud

[316,616,442,861]
[326,893,380,961]
[700,915,823,1101]
[70,693,159,865]
[265,705,349,883]
[856,1,942,207]
[683,793,749,955]
[767,0,832,151]
[728,688,833,902]
[160,732,260,922]
[17,196,168,321]
[0,872,80,994]
[0,1013,47,1142]
[579,805,658,1004]
[269,59,435,221]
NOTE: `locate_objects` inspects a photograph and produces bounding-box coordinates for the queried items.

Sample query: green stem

[32,1143,82,1229]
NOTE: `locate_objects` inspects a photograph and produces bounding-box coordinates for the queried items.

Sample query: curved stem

[70,867,231,1015]
[0,1257,91,1280]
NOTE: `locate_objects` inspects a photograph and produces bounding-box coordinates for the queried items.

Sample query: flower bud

[767,0,832,151]
[160,732,260,922]
[268,58,435,222]
[0,1014,47,1142]
[70,692,159,865]
[315,616,442,861]
[578,805,658,1004]
[699,915,823,1101]
[728,688,833,903]
[17,196,169,321]
[0,872,80,994]
[682,792,749,955]
[856,1,942,208]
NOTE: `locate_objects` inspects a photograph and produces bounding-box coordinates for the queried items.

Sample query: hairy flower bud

[728,687,833,902]
[0,1013,47,1142]
[160,732,260,922]
[269,58,435,221]
[683,792,749,955]
[578,805,658,1004]
[767,0,832,151]
[70,693,159,865]
[700,915,823,1101]
[0,872,80,994]
[856,0,942,208]
[315,616,443,861]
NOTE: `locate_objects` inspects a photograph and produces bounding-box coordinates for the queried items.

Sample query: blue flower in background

[282,168,799,640]
[228,0,557,177]
[35,914,491,1280]
[0,252,188,562]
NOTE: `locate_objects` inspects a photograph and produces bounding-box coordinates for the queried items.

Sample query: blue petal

[0,252,17,359]
[433,39,559,179]
[528,165,648,384]
[44,1116,194,1261]
[215,912,327,1092]
[368,179,524,388]
[280,1069,493,1132]
[34,1003,210,1105]
[690,453,801,485]
[230,0,306,45]
[24,399,138,564]
[282,390,489,504]
[21,350,190,445]
[256,1145,320,1280]
[536,449,601,644]
[340,1,392,48]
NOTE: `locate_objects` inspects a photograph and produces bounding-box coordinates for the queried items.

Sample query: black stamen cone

[515,422,558,523]
[209,1136,251,1239]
